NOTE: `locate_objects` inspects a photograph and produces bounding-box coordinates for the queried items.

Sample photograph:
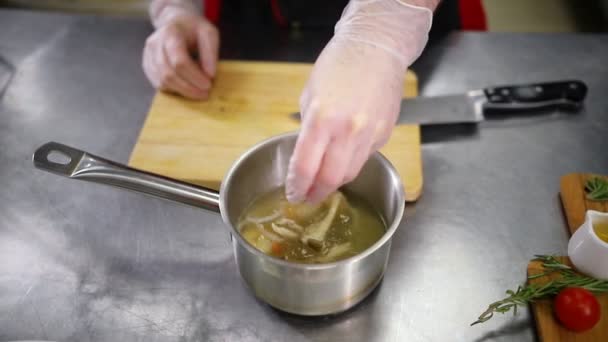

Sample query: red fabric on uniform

[204,0,221,24]
[270,0,288,27]
[458,0,487,31]
[202,0,487,31]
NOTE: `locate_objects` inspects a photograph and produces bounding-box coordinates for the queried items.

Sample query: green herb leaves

[585,177,608,201]
[471,255,608,326]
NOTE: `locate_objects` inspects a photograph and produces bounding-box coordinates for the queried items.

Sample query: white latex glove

[285,0,436,204]
[143,0,219,100]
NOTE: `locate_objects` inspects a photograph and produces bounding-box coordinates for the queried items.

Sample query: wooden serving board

[560,173,608,234]
[129,60,423,201]
[528,258,608,341]
[526,173,608,341]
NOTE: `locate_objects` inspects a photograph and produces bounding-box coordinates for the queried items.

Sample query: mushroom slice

[315,242,352,263]
[271,223,300,240]
[301,192,344,247]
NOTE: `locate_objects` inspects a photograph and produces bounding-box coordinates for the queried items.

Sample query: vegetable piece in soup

[237,188,385,263]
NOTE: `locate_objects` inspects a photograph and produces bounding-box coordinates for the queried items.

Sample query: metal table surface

[1,8,607,342]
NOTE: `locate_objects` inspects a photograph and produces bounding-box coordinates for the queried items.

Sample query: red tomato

[553,287,601,332]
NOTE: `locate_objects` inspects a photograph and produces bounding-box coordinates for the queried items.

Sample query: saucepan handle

[33,142,221,212]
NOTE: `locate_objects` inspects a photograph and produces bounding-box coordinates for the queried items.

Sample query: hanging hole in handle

[47,150,72,165]
[33,142,84,175]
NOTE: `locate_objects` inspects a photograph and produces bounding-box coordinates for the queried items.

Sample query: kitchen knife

[289,80,587,126]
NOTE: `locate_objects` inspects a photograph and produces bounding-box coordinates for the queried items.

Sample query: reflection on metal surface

[0,54,14,98]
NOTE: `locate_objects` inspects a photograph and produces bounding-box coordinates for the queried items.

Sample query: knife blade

[289,80,587,126]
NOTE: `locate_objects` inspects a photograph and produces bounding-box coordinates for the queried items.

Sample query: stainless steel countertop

[1,8,607,342]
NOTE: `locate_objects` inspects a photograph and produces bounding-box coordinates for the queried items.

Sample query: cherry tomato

[553,287,601,332]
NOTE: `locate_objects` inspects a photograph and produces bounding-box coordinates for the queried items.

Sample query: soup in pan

[237,188,386,263]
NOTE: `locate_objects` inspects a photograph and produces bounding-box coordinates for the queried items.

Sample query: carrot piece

[271,242,284,256]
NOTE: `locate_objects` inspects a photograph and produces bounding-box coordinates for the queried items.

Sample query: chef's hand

[285,0,437,204]
[143,0,219,100]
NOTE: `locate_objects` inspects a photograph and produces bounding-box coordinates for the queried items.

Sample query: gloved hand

[143,0,219,100]
[285,0,436,204]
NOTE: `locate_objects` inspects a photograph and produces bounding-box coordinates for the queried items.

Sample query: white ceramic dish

[568,210,608,280]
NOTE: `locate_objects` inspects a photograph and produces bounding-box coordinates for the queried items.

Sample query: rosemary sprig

[471,255,608,326]
[585,177,608,201]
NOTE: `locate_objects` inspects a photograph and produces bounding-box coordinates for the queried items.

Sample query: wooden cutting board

[129,60,423,201]
[526,173,608,341]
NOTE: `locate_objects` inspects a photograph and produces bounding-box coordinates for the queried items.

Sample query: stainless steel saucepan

[33,132,405,315]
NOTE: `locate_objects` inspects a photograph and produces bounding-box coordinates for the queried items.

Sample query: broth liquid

[238,188,386,263]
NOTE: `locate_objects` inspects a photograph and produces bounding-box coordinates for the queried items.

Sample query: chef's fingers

[197,23,219,78]
[298,87,310,119]
[143,44,162,88]
[285,117,331,203]
[306,134,358,204]
[157,44,209,99]
[164,34,211,93]
[343,140,373,184]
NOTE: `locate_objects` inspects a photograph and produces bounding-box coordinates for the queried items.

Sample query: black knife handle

[483,80,587,111]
